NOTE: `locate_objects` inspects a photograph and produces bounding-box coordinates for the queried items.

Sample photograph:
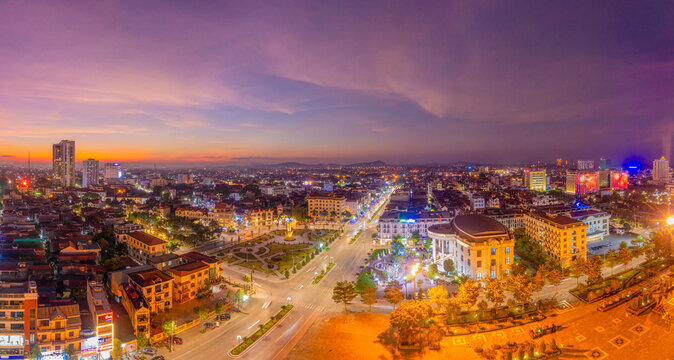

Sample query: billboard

[611,172,628,190]
[576,173,598,194]
[0,335,23,347]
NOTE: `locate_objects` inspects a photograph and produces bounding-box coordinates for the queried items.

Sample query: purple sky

[0,0,672,166]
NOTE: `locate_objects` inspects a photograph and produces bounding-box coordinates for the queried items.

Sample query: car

[151,356,165,360]
[172,337,183,344]
[140,347,157,356]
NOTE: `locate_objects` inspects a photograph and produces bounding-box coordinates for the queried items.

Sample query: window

[505,257,510,264]
[476,272,482,280]
[476,250,482,257]
[477,261,482,268]
[505,247,510,254]
[491,270,496,278]
[491,248,496,255]
[505,269,510,275]
[491,259,496,266]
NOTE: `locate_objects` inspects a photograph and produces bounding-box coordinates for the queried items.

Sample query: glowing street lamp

[667,216,674,226]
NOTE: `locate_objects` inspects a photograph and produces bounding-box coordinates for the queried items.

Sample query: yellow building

[525,170,547,192]
[128,268,173,313]
[428,215,514,280]
[307,195,346,219]
[244,208,276,228]
[213,203,235,227]
[524,212,588,267]
[120,231,167,264]
[180,252,223,283]
[166,261,212,304]
[121,283,150,335]
[36,303,81,356]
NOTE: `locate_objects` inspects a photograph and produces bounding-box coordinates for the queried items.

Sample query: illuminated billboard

[0,335,24,347]
[576,173,598,194]
[611,172,628,190]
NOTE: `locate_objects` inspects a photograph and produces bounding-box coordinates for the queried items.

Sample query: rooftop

[531,212,584,226]
[167,261,209,276]
[127,231,167,246]
[453,214,509,238]
[128,268,173,287]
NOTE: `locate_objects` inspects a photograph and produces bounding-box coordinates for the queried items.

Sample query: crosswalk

[303,303,326,312]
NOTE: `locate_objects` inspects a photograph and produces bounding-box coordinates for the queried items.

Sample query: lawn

[569,267,642,302]
[266,242,312,255]
[268,247,317,274]
[236,260,272,275]
[369,249,387,261]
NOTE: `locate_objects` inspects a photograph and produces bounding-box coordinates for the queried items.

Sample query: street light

[667,216,674,226]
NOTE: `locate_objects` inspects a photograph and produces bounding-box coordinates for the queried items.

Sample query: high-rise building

[524,212,588,267]
[82,158,99,188]
[104,163,121,181]
[0,282,38,356]
[525,170,547,192]
[653,157,670,182]
[566,172,598,194]
[556,158,562,166]
[577,160,594,170]
[599,158,611,170]
[52,140,75,187]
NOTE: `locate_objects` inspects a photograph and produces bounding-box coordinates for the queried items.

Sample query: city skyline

[1,1,672,165]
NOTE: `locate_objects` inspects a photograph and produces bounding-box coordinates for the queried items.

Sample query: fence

[149,310,217,344]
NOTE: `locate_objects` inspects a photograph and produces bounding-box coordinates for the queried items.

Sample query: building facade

[653,157,670,182]
[119,232,167,264]
[36,303,81,356]
[53,140,76,188]
[525,170,547,192]
[82,159,100,188]
[307,195,346,219]
[127,269,173,313]
[523,212,588,267]
[377,211,452,243]
[428,215,514,280]
[85,282,113,360]
[0,282,38,358]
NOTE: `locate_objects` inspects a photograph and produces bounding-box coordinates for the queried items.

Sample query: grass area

[312,263,335,284]
[220,256,237,263]
[640,258,669,270]
[267,247,317,274]
[569,267,642,302]
[349,230,363,244]
[236,260,272,275]
[368,249,387,262]
[266,242,312,255]
[231,305,294,356]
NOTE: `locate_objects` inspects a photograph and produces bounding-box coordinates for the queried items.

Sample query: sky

[0,0,672,167]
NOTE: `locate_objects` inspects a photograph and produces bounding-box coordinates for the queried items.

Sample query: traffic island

[229,305,294,357]
[312,263,335,284]
[349,230,363,244]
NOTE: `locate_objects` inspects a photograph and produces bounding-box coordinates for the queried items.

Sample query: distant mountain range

[254,160,388,168]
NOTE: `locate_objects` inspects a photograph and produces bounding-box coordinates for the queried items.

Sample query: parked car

[151,356,165,360]
[172,337,183,345]
[217,313,231,321]
[140,348,157,356]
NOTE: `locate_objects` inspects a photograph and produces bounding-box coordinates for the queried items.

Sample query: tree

[532,265,547,302]
[194,306,209,321]
[570,257,587,285]
[214,183,232,197]
[606,249,618,275]
[29,344,41,359]
[136,331,149,349]
[617,242,632,268]
[483,277,505,309]
[355,271,377,293]
[427,264,439,279]
[427,285,449,314]
[455,280,481,310]
[443,258,455,274]
[585,255,603,285]
[384,280,404,309]
[215,301,225,316]
[63,344,77,360]
[546,269,565,296]
[332,281,357,311]
[507,273,535,306]
[111,338,123,360]
[360,286,378,311]
[162,319,177,351]
[244,273,252,283]
[477,300,489,322]
[390,300,433,346]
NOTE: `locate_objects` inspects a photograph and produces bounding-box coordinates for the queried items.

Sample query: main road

[160,187,394,360]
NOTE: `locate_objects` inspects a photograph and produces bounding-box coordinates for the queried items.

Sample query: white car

[140,347,157,356]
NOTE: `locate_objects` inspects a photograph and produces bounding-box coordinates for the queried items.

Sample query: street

[158,188,393,360]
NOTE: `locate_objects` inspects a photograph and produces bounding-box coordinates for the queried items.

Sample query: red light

[103,314,113,321]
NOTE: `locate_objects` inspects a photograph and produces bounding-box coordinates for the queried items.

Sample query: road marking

[248,320,261,330]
